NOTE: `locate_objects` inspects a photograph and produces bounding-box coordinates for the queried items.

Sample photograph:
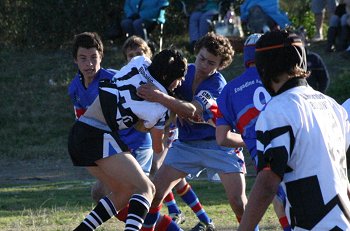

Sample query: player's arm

[238,169,281,230]
[149,126,167,178]
[216,124,245,148]
[137,83,196,118]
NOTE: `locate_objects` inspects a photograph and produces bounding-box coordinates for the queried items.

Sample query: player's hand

[137,83,161,102]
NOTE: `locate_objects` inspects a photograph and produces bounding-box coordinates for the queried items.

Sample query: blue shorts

[132,146,153,176]
[311,0,338,14]
[164,139,246,177]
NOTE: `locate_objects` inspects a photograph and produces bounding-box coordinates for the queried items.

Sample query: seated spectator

[120,0,169,39]
[326,0,346,52]
[240,0,290,34]
[306,49,330,93]
[188,0,219,52]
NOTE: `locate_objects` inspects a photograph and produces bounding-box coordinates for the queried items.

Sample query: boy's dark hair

[148,49,187,92]
[194,32,234,70]
[121,35,152,60]
[255,30,309,90]
[72,32,104,59]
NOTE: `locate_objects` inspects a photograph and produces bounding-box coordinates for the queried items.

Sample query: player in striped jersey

[68,33,154,207]
[68,47,187,231]
[238,30,350,230]
[138,32,249,231]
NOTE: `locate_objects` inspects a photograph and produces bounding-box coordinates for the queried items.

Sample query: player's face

[75,47,102,80]
[168,77,185,91]
[195,48,222,78]
[126,47,145,62]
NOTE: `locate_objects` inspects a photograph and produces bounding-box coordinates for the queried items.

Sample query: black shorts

[68,121,129,166]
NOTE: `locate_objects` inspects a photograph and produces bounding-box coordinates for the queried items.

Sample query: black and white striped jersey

[256,79,350,230]
[99,56,169,131]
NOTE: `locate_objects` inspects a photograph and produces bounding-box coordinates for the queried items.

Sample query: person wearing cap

[216,33,291,231]
[238,30,350,230]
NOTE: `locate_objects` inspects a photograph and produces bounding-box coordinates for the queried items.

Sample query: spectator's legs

[189,11,202,43]
[132,18,146,39]
[314,12,325,41]
[326,15,340,52]
[339,14,350,51]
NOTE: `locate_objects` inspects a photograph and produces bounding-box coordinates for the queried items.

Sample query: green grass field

[0,36,349,230]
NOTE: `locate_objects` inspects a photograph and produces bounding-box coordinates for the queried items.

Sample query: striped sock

[177,183,211,224]
[163,191,181,215]
[279,216,291,231]
[74,196,117,231]
[142,205,162,231]
[116,204,129,222]
[125,194,151,231]
[156,214,182,231]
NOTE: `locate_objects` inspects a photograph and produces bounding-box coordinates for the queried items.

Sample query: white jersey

[256,81,350,230]
[100,56,169,130]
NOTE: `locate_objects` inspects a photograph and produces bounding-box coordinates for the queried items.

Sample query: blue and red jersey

[68,68,151,151]
[174,64,226,141]
[216,67,271,162]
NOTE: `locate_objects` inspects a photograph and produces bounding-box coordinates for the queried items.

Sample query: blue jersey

[174,64,226,141]
[68,68,151,151]
[216,67,271,162]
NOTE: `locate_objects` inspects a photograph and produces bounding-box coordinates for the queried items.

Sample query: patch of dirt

[0,158,93,184]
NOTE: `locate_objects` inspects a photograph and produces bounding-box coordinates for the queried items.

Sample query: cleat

[169,210,186,224]
[190,221,216,231]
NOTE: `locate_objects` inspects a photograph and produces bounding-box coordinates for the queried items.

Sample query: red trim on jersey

[75,108,86,119]
[237,107,260,134]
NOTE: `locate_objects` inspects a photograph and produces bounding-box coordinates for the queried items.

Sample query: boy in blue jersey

[68,33,153,210]
[68,40,188,231]
[138,32,251,231]
[216,33,291,231]
[67,32,186,230]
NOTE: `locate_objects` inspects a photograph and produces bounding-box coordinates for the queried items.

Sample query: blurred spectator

[339,0,350,53]
[188,0,219,52]
[298,27,330,93]
[326,0,346,52]
[306,49,330,93]
[240,0,290,34]
[120,0,169,39]
[311,0,338,42]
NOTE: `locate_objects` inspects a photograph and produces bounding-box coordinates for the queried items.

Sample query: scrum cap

[243,33,262,67]
[255,30,307,85]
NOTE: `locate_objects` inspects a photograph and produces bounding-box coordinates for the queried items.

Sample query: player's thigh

[96,152,153,192]
[153,164,186,202]
[219,172,246,199]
